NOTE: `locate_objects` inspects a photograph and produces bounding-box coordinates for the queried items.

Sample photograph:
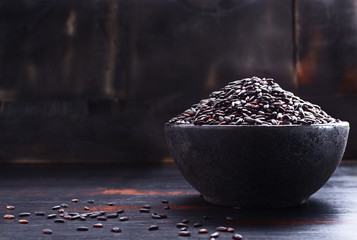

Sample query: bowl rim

[165,121,349,128]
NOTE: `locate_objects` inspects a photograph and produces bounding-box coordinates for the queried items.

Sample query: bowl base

[202,195,308,208]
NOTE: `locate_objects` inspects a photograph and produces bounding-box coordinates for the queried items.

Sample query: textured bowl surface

[165,122,350,208]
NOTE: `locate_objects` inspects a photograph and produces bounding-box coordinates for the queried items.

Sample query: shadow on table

[174,195,339,227]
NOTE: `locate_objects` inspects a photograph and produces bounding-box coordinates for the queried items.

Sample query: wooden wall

[0,0,356,162]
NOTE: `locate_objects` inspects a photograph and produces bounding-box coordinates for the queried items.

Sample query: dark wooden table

[1,162,357,239]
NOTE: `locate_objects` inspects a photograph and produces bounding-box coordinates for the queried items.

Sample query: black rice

[169,77,339,126]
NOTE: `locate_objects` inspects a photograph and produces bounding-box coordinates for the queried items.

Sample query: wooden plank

[0,107,172,163]
[0,163,357,239]
[295,0,357,96]
[0,0,125,100]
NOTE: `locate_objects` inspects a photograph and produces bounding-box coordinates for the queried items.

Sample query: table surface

[0,162,357,240]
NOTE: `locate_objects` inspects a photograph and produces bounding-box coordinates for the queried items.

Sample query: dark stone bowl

[165,122,350,208]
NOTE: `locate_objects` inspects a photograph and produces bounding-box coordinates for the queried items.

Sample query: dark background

[0,0,356,163]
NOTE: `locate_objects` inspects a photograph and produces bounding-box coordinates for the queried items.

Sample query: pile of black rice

[169,77,339,125]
